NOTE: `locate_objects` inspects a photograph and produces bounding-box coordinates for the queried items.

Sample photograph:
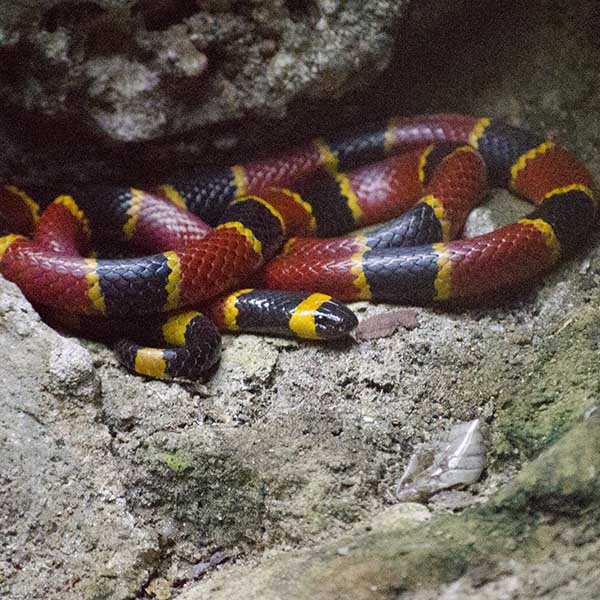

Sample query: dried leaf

[395,419,486,502]
[354,308,419,340]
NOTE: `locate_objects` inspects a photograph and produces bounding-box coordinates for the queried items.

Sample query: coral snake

[0,114,595,379]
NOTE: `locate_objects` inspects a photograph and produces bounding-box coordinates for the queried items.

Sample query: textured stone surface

[0,0,472,186]
[2,0,600,599]
[0,281,161,599]
[0,1,405,142]
[178,411,600,600]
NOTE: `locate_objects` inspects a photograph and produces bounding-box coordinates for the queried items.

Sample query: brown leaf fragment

[353,308,419,340]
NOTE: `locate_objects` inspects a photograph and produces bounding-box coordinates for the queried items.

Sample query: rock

[0,0,474,187]
[3,1,600,599]
[176,412,600,600]
[0,278,162,600]
[493,407,600,515]
[47,336,102,404]
[395,419,486,502]
[463,191,530,237]
[0,1,409,144]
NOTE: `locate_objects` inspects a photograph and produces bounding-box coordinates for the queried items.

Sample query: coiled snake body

[0,114,595,379]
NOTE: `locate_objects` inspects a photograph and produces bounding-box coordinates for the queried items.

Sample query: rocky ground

[1,0,600,599]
